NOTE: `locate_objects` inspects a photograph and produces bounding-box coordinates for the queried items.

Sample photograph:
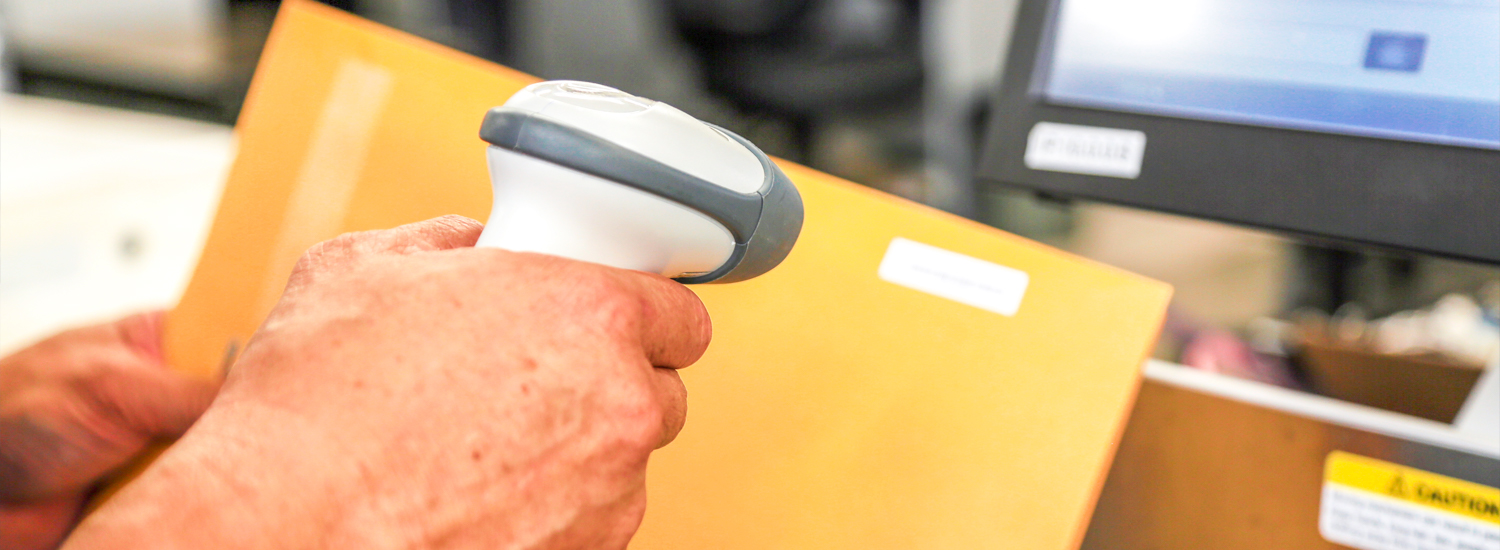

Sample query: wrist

[61,398,351,549]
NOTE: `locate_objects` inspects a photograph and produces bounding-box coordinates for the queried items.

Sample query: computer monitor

[977,0,1500,264]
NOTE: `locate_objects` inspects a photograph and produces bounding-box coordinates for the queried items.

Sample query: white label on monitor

[1024,122,1146,179]
[877,237,1029,317]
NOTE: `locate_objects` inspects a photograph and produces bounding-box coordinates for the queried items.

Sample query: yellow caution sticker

[1321,451,1499,550]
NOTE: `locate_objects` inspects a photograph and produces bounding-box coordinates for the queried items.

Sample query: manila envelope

[144,2,1173,548]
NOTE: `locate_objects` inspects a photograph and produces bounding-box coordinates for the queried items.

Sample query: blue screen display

[1041,0,1500,150]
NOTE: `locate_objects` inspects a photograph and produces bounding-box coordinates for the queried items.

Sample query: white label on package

[1024,122,1146,179]
[1320,451,1500,550]
[877,237,1029,317]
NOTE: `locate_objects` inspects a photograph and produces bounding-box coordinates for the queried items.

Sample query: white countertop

[0,93,233,352]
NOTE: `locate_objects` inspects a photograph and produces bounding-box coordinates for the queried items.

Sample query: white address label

[877,237,1029,317]
[1024,122,1146,179]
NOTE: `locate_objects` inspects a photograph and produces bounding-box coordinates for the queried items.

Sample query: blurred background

[1,0,1496,421]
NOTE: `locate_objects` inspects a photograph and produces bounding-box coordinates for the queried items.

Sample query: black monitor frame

[977,0,1500,264]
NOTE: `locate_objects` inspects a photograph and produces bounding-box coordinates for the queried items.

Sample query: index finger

[613,271,713,370]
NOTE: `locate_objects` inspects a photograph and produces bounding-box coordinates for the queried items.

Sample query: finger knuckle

[575,277,642,333]
[606,387,665,451]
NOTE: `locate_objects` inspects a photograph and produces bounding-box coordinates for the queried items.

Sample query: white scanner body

[475,81,802,283]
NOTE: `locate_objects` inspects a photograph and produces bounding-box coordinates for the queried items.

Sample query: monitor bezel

[977,0,1500,264]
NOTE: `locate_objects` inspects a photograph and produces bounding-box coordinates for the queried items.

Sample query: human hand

[0,312,220,550]
[64,215,712,550]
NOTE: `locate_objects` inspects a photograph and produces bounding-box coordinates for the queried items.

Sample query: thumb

[282,216,485,296]
[89,366,221,439]
[379,215,486,253]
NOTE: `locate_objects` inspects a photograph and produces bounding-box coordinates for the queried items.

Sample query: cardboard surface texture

[157,2,1173,548]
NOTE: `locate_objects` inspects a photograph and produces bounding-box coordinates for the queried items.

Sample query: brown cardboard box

[1299,335,1483,422]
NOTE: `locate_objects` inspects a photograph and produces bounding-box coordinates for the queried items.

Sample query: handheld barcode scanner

[476,81,803,283]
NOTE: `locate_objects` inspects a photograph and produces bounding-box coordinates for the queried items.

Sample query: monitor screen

[1040,0,1500,150]
[978,0,1500,264]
